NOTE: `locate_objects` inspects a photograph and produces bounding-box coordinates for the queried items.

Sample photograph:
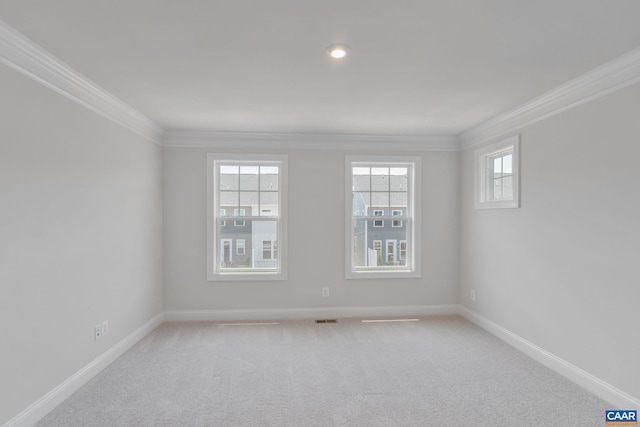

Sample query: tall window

[475,135,520,209]
[345,156,421,279]
[207,154,288,280]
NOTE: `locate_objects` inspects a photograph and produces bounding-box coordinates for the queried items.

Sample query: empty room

[1,1,639,426]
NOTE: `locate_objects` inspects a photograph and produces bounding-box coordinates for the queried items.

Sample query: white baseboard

[457,305,640,411]
[164,304,459,322]
[13,304,636,427]
[4,312,165,427]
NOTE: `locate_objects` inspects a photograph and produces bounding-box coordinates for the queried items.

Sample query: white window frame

[207,153,288,281]
[391,209,403,227]
[220,209,226,227]
[386,239,396,264]
[345,155,421,279]
[399,240,407,262]
[220,238,233,264]
[236,239,245,256]
[262,240,275,259]
[373,240,382,256]
[475,135,520,209]
[233,208,246,226]
[373,209,384,227]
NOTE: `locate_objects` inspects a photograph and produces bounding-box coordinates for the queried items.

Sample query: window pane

[371,192,389,208]
[353,192,370,216]
[389,171,407,191]
[259,167,279,191]
[493,178,503,199]
[390,167,407,176]
[371,168,389,191]
[352,174,370,191]
[240,167,259,191]
[240,192,259,211]
[503,176,513,199]
[220,191,239,207]
[352,220,407,268]
[220,169,239,191]
[220,165,239,174]
[503,154,513,174]
[219,220,278,270]
[390,191,407,209]
[493,157,502,175]
[260,192,279,216]
[353,167,370,175]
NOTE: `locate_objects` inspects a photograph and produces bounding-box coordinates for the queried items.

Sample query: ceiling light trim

[162,130,459,152]
[326,43,350,59]
[0,20,163,144]
[459,46,640,150]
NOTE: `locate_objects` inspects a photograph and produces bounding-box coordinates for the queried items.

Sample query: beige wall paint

[0,65,164,425]
[163,148,459,311]
[460,82,640,402]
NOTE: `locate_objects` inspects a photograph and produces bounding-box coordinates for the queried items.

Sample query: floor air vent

[315,319,338,324]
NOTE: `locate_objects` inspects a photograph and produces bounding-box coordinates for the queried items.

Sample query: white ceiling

[1,1,640,137]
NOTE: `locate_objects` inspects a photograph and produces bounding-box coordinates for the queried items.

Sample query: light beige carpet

[36,316,611,426]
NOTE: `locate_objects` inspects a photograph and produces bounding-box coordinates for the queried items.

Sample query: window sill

[475,199,520,209]
[208,271,287,282]
[346,270,421,280]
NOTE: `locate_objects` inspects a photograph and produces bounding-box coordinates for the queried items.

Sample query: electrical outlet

[470,290,476,301]
[102,320,109,335]
[94,324,102,340]
[322,287,330,297]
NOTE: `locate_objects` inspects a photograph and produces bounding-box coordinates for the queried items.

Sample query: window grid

[488,149,513,201]
[474,135,520,209]
[208,154,287,281]
[346,156,420,279]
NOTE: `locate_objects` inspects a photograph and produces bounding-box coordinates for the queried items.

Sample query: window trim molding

[474,135,520,209]
[345,155,421,280]
[207,153,288,281]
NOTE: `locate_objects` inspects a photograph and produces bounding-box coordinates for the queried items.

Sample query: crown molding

[3,16,640,152]
[0,20,163,144]
[162,130,459,152]
[459,46,640,150]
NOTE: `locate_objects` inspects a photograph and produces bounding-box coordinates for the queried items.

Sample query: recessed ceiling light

[326,43,350,59]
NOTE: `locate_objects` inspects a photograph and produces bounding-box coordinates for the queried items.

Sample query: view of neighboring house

[352,171,408,268]
[218,167,279,269]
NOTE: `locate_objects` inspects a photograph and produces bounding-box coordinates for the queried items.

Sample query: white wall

[460,82,640,402]
[164,147,459,313]
[0,65,164,425]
